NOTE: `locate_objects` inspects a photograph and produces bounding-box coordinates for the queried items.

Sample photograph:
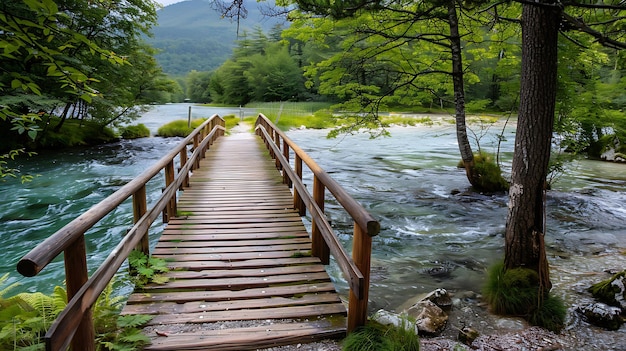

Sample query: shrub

[119,124,150,139]
[483,261,566,332]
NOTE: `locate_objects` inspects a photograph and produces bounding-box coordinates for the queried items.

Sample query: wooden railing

[255,114,380,332]
[17,115,225,351]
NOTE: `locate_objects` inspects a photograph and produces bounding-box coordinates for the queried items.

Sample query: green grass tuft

[157,118,208,137]
[342,320,420,351]
[483,261,566,332]
[119,124,150,139]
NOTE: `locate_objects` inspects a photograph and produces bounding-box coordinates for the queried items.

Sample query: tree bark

[447,1,477,184]
[504,0,561,294]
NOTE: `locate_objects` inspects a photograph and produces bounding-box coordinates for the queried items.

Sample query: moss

[119,124,150,139]
[471,153,509,192]
[290,250,312,258]
[35,118,117,149]
[483,261,566,332]
[342,320,420,351]
[588,270,625,307]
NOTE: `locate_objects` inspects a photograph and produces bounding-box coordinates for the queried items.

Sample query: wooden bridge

[17,115,380,351]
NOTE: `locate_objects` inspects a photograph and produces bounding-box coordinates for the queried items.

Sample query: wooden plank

[165,257,322,270]
[156,237,311,248]
[153,251,314,262]
[164,265,327,279]
[153,243,311,255]
[126,282,338,304]
[144,303,346,325]
[144,322,345,351]
[123,293,341,315]
[143,272,331,291]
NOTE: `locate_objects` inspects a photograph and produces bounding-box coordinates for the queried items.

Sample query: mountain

[148,0,287,76]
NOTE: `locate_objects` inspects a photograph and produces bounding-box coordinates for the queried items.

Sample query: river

[1,104,624,348]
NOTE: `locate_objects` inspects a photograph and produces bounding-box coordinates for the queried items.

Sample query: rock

[421,288,453,311]
[588,270,626,311]
[371,309,419,334]
[577,302,624,330]
[407,300,448,335]
[458,325,479,345]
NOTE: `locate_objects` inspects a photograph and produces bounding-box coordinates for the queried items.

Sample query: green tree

[186,70,213,103]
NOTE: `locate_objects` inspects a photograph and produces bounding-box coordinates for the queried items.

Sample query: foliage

[470,153,509,192]
[156,118,208,137]
[119,124,151,139]
[483,262,565,332]
[342,319,420,351]
[33,118,117,150]
[0,273,154,351]
[128,250,170,288]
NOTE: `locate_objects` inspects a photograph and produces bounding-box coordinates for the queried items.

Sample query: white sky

[156,0,186,6]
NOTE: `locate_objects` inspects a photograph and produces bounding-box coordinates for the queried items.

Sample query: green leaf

[27,130,37,141]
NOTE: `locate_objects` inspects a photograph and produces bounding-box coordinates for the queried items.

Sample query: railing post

[193,134,200,169]
[132,185,149,255]
[64,236,95,351]
[282,139,291,187]
[274,134,282,170]
[179,146,189,189]
[311,176,330,264]
[293,155,306,216]
[164,160,176,222]
[347,223,372,333]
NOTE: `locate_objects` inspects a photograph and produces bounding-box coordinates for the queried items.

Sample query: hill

[148,0,287,76]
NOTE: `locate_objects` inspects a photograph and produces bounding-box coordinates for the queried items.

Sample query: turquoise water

[1,105,625,345]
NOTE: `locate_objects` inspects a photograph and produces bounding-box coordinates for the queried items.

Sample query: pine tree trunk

[504,0,561,294]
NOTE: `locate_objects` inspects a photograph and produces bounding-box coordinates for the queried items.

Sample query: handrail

[17,115,225,351]
[254,114,380,332]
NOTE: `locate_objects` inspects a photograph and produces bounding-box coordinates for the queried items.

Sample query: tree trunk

[447,1,477,184]
[504,0,561,295]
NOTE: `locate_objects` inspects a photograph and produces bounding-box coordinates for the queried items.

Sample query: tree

[286,0,508,191]
[497,0,625,327]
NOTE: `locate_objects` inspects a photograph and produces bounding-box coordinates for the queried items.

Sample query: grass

[483,261,566,332]
[119,123,150,139]
[157,118,209,137]
[342,320,420,351]
[35,117,117,149]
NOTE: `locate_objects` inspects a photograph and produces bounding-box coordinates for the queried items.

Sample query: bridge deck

[121,129,346,350]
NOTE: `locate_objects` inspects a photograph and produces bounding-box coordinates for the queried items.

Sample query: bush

[119,124,150,139]
[35,118,117,149]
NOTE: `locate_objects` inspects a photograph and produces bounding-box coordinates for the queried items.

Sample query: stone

[421,288,453,311]
[407,300,448,335]
[588,270,626,311]
[371,309,419,334]
[577,302,624,330]
[458,325,480,345]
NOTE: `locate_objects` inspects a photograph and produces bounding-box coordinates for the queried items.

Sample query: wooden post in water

[293,155,306,216]
[132,185,149,255]
[347,223,372,333]
[311,176,330,264]
[64,236,95,351]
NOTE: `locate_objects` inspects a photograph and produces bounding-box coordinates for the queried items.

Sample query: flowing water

[1,104,624,347]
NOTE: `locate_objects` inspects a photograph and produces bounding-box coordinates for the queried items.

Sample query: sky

[156,0,186,7]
